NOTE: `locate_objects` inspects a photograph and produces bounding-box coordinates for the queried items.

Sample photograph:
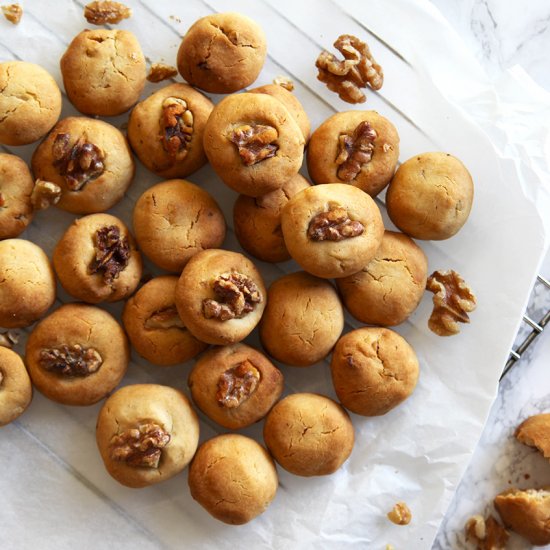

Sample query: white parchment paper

[1,1,549,548]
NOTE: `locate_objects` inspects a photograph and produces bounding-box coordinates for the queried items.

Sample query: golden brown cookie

[263,393,354,477]
[26,303,129,406]
[259,271,344,366]
[53,214,142,304]
[281,183,384,279]
[188,433,278,524]
[0,239,56,328]
[0,347,32,426]
[386,152,474,240]
[0,154,34,239]
[31,116,135,214]
[233,174,311,263]
[330,327,419,416]
[0,61,62,146]
[203,93,305,197]
[188,343,284,429]
[122,276,207,366]
[177,12,267,94]
[60,29,146,116]
[127,83,214,179]
[96,384,199,488]
[175,249,266,345]
[336,231,428,326]
[307,111,399,196]
[494,488,550,546]
[516,414,550,459]
[133,179,226,273]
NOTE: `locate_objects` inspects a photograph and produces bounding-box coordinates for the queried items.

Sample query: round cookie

[176,249,266,346]
[177,12,267,94]
[281,183,384,279]
[0,154,34,239]
[233,174,310,263]
[133,179,226,273]
[516,414,550,458]
[249,84,311,142]
[0,347,32,426]
[26,303,129,406]
[203,93,305,197]
[259,271,344,367]
[0,239,55,328]
[188,433,278,525]
[263,393,354,477]
[0,61,62,146]
[32,116,135,214]
[330,327,419,416]
[97,384,199,488]
[60,29,146,116]
[127,83,214,179]
[307,111,399,196]
[336,231,428,326]
[386,152,474,240]
[122,276,207,366]
[53,213,142,304]
[188,343,284,429]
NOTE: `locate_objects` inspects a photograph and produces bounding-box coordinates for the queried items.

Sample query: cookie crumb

[147,62,178,83]
[387,502,411,525]
[169,15,181,23]
[84,1,131,25]
[1,3,22,24]
[273,75,294,91]
[0,330,19,349]
[465,514,509,550]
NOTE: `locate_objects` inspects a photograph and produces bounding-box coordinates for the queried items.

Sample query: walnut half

[30,179,62,211]
[217,360,260,408]
[335,121,377,181]
[2,4,22,24]
[308,205,364,242]
[160,97,193,159]
[426,270,477,336]
[89,225,130,284]
[39,344,103,377]
[465,515,509,550]
[387,501,411,525]
[229,124,279,166]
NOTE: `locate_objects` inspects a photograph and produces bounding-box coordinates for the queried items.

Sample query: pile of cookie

[0,5,476,527]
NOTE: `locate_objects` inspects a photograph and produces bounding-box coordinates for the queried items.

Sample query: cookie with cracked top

[0,347,32,427]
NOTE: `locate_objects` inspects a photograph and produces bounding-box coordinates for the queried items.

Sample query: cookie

[281,183,384,279]
[53,213,142,304]
[307,111,399,196]
[122,276,207,366]
[25,303,129,406]
[188,343,284,429]
[263,393,354,477]
[203,93,305,197]
[0,154,34,239]
[386,152,474,240]
[177,12,267,94]
[175,249,266,346]
[188,433,278,525]
[259,271,344,366]
[0,347,32,426]
[0,61,62,146]
[96,384,199,488]
[0,239,56,328]
[127,83,214,179]
[233,174,310,263]
[516,414,550,459]
[60,29,146,116]
[133,179,226,273]
[330,327,419,416]
[336,230,428,326]
[31,116,135,214]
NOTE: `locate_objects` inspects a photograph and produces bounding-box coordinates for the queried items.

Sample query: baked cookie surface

[0,347,32,427]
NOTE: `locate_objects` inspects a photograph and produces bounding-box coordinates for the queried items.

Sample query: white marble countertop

[432,0,550,547]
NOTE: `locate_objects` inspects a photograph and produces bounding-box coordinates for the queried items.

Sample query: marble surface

[432,0,550,548]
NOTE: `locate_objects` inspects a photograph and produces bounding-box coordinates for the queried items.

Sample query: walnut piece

[229,124,279,166]
[1,4,22,24]
[465,515,509,550]
[89,225,130,284]
[147,63,178,83]
[39,344,103,377]
[144,306,185,330]
[387,502,411,525]
[84,1,131,25]
[203,272,262,321]
[110,422,170,469]
[0,330,18,349]
[52,133,105,191]
[336,121,377,181]
[31,179,62,211]
[160,97,193,159]
[316,34,383,104]
[308,205,364,242]
[273,75,294,91]
[426,269,477,336]
[217,359,260,408]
